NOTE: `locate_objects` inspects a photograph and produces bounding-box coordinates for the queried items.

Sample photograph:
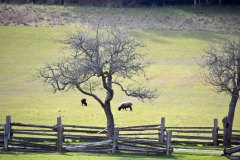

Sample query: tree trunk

[219,0,222,5]
[103,102,115,139]
[194,0,197,5]
[223,92,239,146]
[224,145,240,155]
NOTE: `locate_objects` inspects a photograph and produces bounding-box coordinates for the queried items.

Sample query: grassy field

[0,5,239,159]
[0,26,239,128]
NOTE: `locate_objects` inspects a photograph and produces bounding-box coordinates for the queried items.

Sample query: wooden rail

[1,115,240,154]
[0,124,4,149]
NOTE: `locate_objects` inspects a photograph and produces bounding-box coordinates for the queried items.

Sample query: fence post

[57,116,62,126]
[56,116,63,152]
[159,117,165,143]
[166,130,172,156]
[213,118,219,146]
[6,115,11,140]
[4,124,9,151]
[57,125,64,153]
[112,127,119,154]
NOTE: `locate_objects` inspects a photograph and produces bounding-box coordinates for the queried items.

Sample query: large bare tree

[37,27,158,138]
[201,37,240,146]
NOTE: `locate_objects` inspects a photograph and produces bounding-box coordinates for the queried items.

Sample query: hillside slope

[0,4,240,31]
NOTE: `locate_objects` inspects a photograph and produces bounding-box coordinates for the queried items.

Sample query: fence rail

[166,126,215,145]
[0,115,239,155]
[64,127,172,155]
[63,124,107,142]
[0,124,4,149]
[9,121,58,152]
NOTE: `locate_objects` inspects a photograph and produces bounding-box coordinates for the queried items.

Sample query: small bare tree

[37,27,158,138]
[201,37,240,146]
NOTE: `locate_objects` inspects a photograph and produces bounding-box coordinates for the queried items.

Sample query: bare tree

[194,0,197,5]
[37,27,158,138]
[201,37,240,146]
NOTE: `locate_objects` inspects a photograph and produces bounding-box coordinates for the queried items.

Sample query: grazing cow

[118,101,133,111]
[81,98,87,106]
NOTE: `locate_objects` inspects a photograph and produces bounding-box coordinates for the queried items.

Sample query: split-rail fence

[0,116,239,155]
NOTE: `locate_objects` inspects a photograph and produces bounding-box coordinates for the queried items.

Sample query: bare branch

[37,25,158,107]
[75,84,104,107]
[112,81,159,101]
[81,79,101,93]
[200,37,240,96]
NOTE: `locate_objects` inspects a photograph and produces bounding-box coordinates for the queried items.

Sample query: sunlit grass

[0,26,239,130]
[0,152,228,160]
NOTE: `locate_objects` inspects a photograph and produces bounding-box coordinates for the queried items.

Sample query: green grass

[0,26,239,128]
[172,145,225,150]
[0,26,239,159]
[0,152,228,160]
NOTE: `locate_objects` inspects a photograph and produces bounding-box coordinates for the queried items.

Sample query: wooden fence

[162,117,240,146]
[63,124,106,142]
[219,129,240,145]
[10,122,57,152]
[6,117,108,153]
[0,115,239,154]
[164,118,218,146]
[117,124,172,155]
[0,116,172,155]
[66,139,113,153]
[0,123,4,150]
[64,125,173,155]
[62,121,172,155]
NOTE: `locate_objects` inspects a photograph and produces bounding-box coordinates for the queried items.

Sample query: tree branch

[201,37,240,96]
[37,26,158,109]
[75,84,104,107]
[112,81,158,101]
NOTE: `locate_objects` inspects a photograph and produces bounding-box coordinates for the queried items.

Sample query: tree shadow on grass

[131,30,234,44]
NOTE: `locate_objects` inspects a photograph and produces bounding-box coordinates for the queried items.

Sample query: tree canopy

[37,26,158,138]
[201,37,240,95]
[201,36,240,146]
